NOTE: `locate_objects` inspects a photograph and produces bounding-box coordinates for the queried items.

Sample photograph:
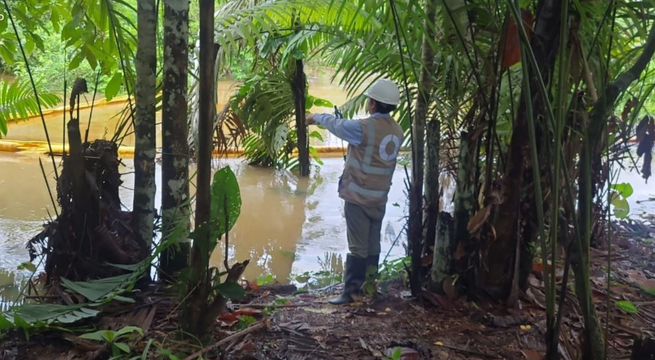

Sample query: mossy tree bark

[160,0,191,281]
[132,0,158,261]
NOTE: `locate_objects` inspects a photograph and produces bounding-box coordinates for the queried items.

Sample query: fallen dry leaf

[521,349,544,360]
[303,307,337,315]
[234,308,262,316]
[234,340,256,352]
[443,275,458,300]
[219,313,239,322]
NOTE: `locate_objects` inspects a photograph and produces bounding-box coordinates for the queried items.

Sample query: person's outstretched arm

[307,113,363,146]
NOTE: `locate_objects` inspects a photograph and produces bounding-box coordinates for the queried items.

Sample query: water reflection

[207,162,310,282]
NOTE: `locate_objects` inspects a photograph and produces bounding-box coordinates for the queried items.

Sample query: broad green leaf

[0,315,13,330]
[17,261,36,272]
[114,342,130,353]
[24,38,34,55]
[61,273,133,302]
[80,329,112,341]
[611,183,634,198]
[615,300,638,314]
[309,131,323,143]
[215,282,246,299]
[611,197,630,219]
[270,124,288,155]
[210,166,242,239]
[305,94,315,109]
[12,304,98,325]
[295,275,310,283]
[312,97,334,108]
[68,51,85,70]
[115,326,143,338]
[113,295,136,303]
[105,72,123,101]
[13,313,31,340]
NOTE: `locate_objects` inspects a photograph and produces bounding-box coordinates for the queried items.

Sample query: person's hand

[306,113,316,125]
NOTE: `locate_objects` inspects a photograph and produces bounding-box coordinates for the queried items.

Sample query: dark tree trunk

[407,0,437,296]
[182,0,215,341]
[451,130,477,296]
[192,0,215,273]
[424,119,440,253]
[292,58,309,177]
[160,0,190,281]
[132,0,158,260]
[484,0,562,296]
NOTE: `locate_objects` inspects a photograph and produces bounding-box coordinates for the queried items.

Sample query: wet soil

[1,219,655,360]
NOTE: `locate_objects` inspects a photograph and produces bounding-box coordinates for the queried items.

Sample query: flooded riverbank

[0,152,409,303]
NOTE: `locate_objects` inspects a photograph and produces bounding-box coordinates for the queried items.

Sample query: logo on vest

[379,134,400,161]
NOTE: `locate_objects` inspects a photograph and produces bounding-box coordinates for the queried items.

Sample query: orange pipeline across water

[0,139,348,158]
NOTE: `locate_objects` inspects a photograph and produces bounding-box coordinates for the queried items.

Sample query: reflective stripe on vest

[345,157,395,176]
[345,118,397,177]
[344,116,399,199]
[348,182,388,198]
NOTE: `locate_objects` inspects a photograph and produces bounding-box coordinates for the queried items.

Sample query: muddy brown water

[0,153,409,304]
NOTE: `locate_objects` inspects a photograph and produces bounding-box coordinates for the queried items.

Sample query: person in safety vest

[306,78,403,305]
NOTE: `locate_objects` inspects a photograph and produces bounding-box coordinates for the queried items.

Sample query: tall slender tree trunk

[408,0,437,295]
[132,0,157,260]
[160,0,190,281]
[424,119,440,253]
[194,0,214,263]
[293,57,309,177]
[484,0,562,295]
[182,0,215,340]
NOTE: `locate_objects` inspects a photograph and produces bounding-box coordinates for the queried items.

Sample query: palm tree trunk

[408,0,437,295]
[484,0,562,295]
[424,119,440,255]
[132,0,157,258]
[293,57,309,177]
[160,0,190,281]
[182,0,215,340]
[193,0,215,273]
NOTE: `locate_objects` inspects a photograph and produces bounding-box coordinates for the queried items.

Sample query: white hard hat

[363,78,400,106]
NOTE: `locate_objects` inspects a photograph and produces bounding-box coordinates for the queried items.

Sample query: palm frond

[0,80,61,138]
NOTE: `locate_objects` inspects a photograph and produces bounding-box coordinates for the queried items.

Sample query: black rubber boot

[329,254,366,305]
[362,254,380,297]
[365,254,380,278]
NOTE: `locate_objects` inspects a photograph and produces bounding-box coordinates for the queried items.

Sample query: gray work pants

[344,201,386,259]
